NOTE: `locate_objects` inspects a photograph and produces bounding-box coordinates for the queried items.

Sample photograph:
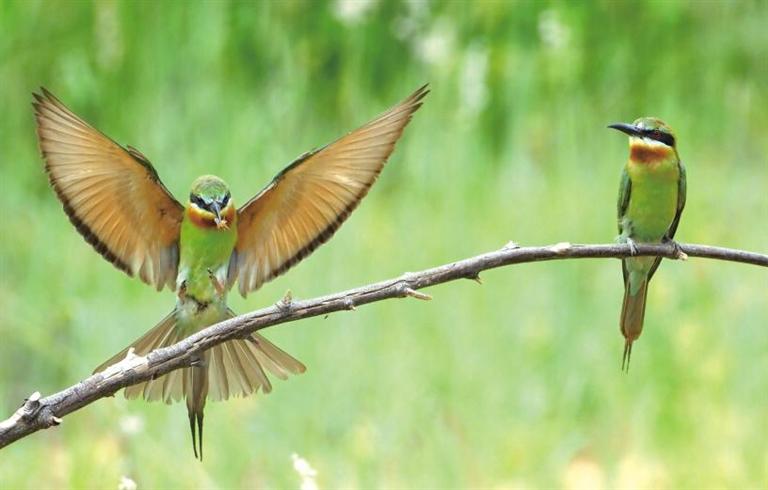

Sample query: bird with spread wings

[34,85,428,458]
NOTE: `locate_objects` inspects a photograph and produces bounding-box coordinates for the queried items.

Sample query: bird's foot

[178,281,187,301]
[663,237,688,261]
[626,238,638,256]
[206,268,225,295]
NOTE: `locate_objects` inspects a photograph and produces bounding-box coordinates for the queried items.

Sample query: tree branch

[1,242,765,449]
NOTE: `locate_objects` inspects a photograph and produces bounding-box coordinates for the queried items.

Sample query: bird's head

[188,175,235,230]
[608,117,677,163]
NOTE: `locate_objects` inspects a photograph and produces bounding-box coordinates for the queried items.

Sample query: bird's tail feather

[186,360,208,459]
[93,307,306,459]
[620,279,648,372]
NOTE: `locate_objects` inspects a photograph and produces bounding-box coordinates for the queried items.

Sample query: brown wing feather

[229,85,428,296]
[33,88,183,290]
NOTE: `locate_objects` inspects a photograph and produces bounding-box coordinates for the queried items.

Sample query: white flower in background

[414,19,455,66]
[459,43,489,117]
[292,453,319,490]
[334,0,377,25]
[118,476,137,490]
[563,454,605,490]
[118,414,144,436]
[538,9,570,50]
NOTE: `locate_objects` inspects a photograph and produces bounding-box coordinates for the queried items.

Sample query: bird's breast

[625,160,680,241]
[187,204,237,229]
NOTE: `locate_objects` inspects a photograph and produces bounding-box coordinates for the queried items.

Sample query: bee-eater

[609,118,686,371]
[33,85,428,458]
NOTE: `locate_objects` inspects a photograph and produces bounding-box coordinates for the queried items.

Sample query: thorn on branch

[277,290,294,312]
[20,392,43,422]
[97,348,149,385]
[467,272,482,284]
[0,391,62,432]
[404,288,432,301]
[400,271,417,282]
[503,241,520,250]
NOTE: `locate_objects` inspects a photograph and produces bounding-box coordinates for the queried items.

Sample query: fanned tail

[94,307,306,459]
[620,278,648,372]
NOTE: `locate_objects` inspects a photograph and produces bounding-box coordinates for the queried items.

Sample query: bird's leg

[616,229,638,256]
[206,268,225,296]
[662,236,688,260]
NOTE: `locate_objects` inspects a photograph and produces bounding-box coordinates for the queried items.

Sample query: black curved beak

[608,122,643,137]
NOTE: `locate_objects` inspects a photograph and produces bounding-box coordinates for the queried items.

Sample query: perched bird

[609,118,686,371]
[33,85,428,458]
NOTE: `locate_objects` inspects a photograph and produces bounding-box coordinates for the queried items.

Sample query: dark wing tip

[403,83,430,112]
[41,87,56,100]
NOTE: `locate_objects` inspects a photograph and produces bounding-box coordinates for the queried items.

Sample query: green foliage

[1,0,766,487]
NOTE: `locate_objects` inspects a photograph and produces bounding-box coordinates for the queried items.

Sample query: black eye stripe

[190,194,209,210]
[643,129,675,147]
[220,192,230,207]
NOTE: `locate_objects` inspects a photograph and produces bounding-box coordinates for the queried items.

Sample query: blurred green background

[1,0,767,488]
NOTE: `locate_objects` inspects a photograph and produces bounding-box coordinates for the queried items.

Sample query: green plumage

[37,86,426,460]
[612,117,687,370]
[95,176,305,460]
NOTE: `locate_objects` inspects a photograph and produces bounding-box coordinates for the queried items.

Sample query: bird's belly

[626,176,679,242]
[175,297,229,334]
[178,217,236,302]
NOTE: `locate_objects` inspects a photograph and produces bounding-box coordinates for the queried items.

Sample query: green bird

[33,85,428,458]
[609,117,686,371]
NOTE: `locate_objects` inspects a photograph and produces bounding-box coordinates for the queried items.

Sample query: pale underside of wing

[229,84,429,296]
[33,89,183,290]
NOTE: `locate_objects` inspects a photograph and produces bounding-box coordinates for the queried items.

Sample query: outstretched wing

[229,85,428,296]
[33,89,183,290]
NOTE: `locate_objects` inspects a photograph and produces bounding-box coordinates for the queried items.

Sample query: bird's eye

[220,192,230,207]
[190,194,208,209]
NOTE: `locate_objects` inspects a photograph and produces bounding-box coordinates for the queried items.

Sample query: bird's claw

[627,239,638,256]
[206,269,225,295]
[663,237,688,261]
